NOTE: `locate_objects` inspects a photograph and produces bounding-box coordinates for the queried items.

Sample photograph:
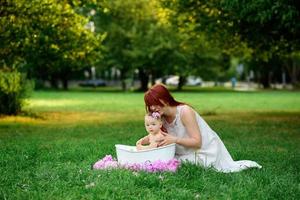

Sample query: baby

[136,112,165,150]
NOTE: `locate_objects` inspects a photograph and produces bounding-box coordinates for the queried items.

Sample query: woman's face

[150,105,164,115]
[149,99,168,116]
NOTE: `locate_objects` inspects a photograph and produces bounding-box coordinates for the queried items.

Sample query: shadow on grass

[1,110,299,129]
[19,110,46,120]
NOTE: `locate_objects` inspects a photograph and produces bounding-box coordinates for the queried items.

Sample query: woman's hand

[157,132,177,147]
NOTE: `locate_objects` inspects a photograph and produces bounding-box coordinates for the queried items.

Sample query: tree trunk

[50,75,59,89]
[121,79,127,91]
[260,72,271,88]
[177,76,186,90]
[60,68,70,90]
[259,62,271,88]
[291,61,299,85]
[120,69,128,91]
[284,59,299,86]
[138,68,149,91]
[62,78,68,90]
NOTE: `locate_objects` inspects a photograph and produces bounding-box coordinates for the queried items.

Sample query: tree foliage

[1,0,299,93]
[93,0,184,90]
[171,0,300,87]
[0,0,103,89]
[0,70,32,115]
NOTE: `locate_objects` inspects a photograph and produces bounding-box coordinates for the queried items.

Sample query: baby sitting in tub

[136,112,165,150]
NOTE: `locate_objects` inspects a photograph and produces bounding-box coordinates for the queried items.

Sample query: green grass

[0,90,300,199]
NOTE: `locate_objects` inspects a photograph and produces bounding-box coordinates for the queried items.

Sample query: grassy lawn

[0,89,299,199]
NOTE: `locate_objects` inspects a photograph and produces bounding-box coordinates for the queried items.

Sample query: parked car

[78,79,106,87]
[165,75,179,86]
[165,75,202,86]
[186,76,202,86]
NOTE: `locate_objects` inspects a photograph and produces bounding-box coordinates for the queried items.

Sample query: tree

[0,0,103,89]
[161,0,229,89]
[172,0,300,87]
[220,0,300,87]
[93,0,180,91]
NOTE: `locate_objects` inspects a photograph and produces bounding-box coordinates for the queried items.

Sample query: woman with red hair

[142,84,261,173]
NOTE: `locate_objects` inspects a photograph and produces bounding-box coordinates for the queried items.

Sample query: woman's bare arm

[157,105,202,149]
[178,105,202,148]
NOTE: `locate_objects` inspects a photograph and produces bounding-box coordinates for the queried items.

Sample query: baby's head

[144,112,162,134]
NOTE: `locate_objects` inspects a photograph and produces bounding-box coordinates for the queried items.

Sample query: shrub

[0,70,33,115]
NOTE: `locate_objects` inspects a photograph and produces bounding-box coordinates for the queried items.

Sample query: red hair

[144,84,184,113]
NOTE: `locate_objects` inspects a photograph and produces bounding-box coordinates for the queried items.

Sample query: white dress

[163,105,262,173]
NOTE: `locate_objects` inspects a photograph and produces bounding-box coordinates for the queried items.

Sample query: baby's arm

[136,135,150,150]
[136,142,158,150]
[136,134,161,150]
[136,135,150,146]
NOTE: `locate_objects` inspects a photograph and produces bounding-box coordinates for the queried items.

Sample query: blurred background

[0,0,299,114]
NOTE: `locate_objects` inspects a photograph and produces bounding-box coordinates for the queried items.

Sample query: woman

[143,84,261,173]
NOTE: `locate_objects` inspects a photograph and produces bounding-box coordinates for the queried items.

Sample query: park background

[1,0,300,199]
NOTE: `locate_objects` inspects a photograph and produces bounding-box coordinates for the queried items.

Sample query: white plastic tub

[115,144,176,165]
